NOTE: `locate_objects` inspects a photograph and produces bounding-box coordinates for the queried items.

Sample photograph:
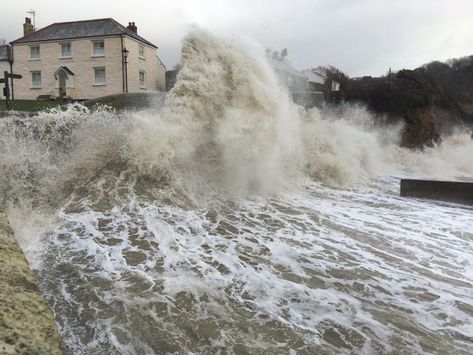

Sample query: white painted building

[302,67,340,92]
[10,18,166,100]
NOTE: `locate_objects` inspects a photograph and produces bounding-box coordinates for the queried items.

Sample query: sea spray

[0,104,130,211]
[385,131,473,179]
[160,29,304,196]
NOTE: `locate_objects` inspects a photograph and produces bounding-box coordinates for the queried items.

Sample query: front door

[58,71,66,99]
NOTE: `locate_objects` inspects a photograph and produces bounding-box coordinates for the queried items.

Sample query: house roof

[269,58,307,79]
[11,18,157,48]
[302,69,326,84]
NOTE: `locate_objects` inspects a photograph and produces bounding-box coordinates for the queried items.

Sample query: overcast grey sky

[1,0,472,77]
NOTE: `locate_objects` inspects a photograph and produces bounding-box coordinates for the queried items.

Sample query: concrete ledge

[400,179,473,205]
[0,213,64,354]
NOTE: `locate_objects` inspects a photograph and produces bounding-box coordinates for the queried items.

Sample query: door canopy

[54,66,74,80]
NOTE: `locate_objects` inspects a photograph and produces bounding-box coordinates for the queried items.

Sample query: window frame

[138,44,145,59]
[31,71,42,88]
[139,70,146,89]
[92,40,105,57]
[30,45,40,60]
[60,42,72,58]
[93,66,106,86]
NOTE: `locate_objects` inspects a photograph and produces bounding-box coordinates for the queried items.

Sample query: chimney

[23,17,34,36]
[127,21,137,34]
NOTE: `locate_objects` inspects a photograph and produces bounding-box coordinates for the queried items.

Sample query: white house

[303,67,341,92]
[10,18,166,100]
[303,67,342,106]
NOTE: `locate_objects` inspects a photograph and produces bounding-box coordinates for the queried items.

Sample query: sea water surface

[1,29,473,354]
[26,175,473,354]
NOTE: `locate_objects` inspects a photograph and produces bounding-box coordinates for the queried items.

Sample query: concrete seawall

[0,213,64,354]
[400,179,473,205]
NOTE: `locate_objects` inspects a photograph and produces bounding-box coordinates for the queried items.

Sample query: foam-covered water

[1,29,473,354]
[23,175,470,354]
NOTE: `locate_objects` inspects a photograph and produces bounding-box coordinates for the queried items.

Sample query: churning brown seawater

[1,30,473,354]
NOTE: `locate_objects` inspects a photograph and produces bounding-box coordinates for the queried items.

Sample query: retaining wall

[0,212,63,354]
[400,179,473,205]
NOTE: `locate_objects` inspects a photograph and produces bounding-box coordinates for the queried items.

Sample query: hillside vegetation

[339,56,473,148]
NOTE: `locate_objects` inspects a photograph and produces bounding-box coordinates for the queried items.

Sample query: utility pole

[388,67,392,88]
[27,9,36,30]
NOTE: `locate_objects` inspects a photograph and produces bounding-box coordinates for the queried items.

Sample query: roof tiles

[11,18,157,48]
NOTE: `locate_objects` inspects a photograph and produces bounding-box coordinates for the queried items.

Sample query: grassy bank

[0,99,60,112]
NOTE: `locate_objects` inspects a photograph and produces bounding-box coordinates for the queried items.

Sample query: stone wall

[0,213,64,354]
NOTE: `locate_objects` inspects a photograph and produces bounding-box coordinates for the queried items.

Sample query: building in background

[10,18,166,100]
[270,58,309,99]
[303,67,342,105]
[302,68,330,107]
[0,45,12,74]
[267,49,311,106]
[165,69,179,92]
[0,44,13,97]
